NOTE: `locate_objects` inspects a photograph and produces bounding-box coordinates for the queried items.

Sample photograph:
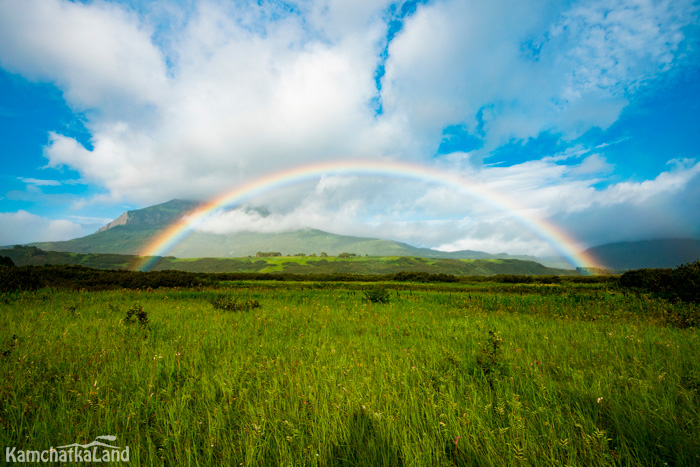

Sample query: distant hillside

[15,199,569,268]
[583,238,700,270]
[0,246,577,276]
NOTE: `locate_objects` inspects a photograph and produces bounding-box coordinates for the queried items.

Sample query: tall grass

[1,283,698,465]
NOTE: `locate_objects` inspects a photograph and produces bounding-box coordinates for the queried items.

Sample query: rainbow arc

[134,160,601,271]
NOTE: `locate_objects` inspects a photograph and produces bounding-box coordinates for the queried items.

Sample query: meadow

[1,279,698,466]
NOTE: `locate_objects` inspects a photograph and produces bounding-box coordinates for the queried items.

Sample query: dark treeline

[4,259,698,303]
[0,260,618,293]
[0,263,203,292]
[0,257,700,302]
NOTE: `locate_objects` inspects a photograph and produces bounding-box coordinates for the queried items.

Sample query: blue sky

[0,0,699,257]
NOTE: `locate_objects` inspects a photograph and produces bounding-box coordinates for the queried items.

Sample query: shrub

[210,296,260,312]
[363,285,390,303]
[0,266,44,292]
[620,261,700,303]
[124,304,149,326]
[671,261,700,303]
[476,330,504,390]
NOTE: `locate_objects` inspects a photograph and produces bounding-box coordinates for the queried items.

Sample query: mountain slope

[583,238,700,270]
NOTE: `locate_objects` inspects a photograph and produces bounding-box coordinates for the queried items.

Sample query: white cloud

[18,177,61,187]
[0,211,86,245]
[596,159,700,205]
[17,177,84,187]
[3,0,695,201]
[8,0,389,204]
[68,215,114,226]
[436,228,557,258]
[381,0,697,151]
[195,199,366,236]
[0,0,167,116]
[315,175,358,194]
[553,0,694,96]
[569,154,614,176]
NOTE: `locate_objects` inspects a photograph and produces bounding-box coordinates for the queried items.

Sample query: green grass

[1,282,698,465]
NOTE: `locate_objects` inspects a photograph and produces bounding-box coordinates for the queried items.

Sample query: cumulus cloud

[0,0,167,115]
[0,0,698,256]
[11,0,692,202]
[0,210,86,245]
[381,0,696,153]
[595,159,700,206]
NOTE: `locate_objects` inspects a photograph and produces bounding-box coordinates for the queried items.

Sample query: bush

[476,330,504,390]
[363,285,390,304]
[0,266,43,292]
[124,304,149,326]
[620,261,700,303]
[671,261,700,303]
[210,296,260,312]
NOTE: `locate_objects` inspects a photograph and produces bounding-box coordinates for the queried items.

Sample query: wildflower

[597,397,604,404]
[455,436,461,445]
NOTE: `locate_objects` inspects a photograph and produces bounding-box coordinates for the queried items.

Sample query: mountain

[97,199,199,232]
[583,238,700,270]
[21,199,570,267]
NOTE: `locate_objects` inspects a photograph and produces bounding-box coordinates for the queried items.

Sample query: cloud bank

[0,211,85,245]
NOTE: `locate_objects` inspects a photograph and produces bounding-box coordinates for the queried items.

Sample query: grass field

[1,280,698,465]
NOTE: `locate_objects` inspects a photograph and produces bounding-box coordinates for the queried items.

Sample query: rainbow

[134,159,601,271]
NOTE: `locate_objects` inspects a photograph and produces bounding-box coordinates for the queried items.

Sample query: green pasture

[1,281,698,466]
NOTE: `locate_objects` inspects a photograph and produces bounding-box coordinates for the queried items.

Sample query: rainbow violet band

[133,159,601,271]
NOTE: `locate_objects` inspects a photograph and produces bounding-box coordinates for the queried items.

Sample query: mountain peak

[98,199,200,232]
